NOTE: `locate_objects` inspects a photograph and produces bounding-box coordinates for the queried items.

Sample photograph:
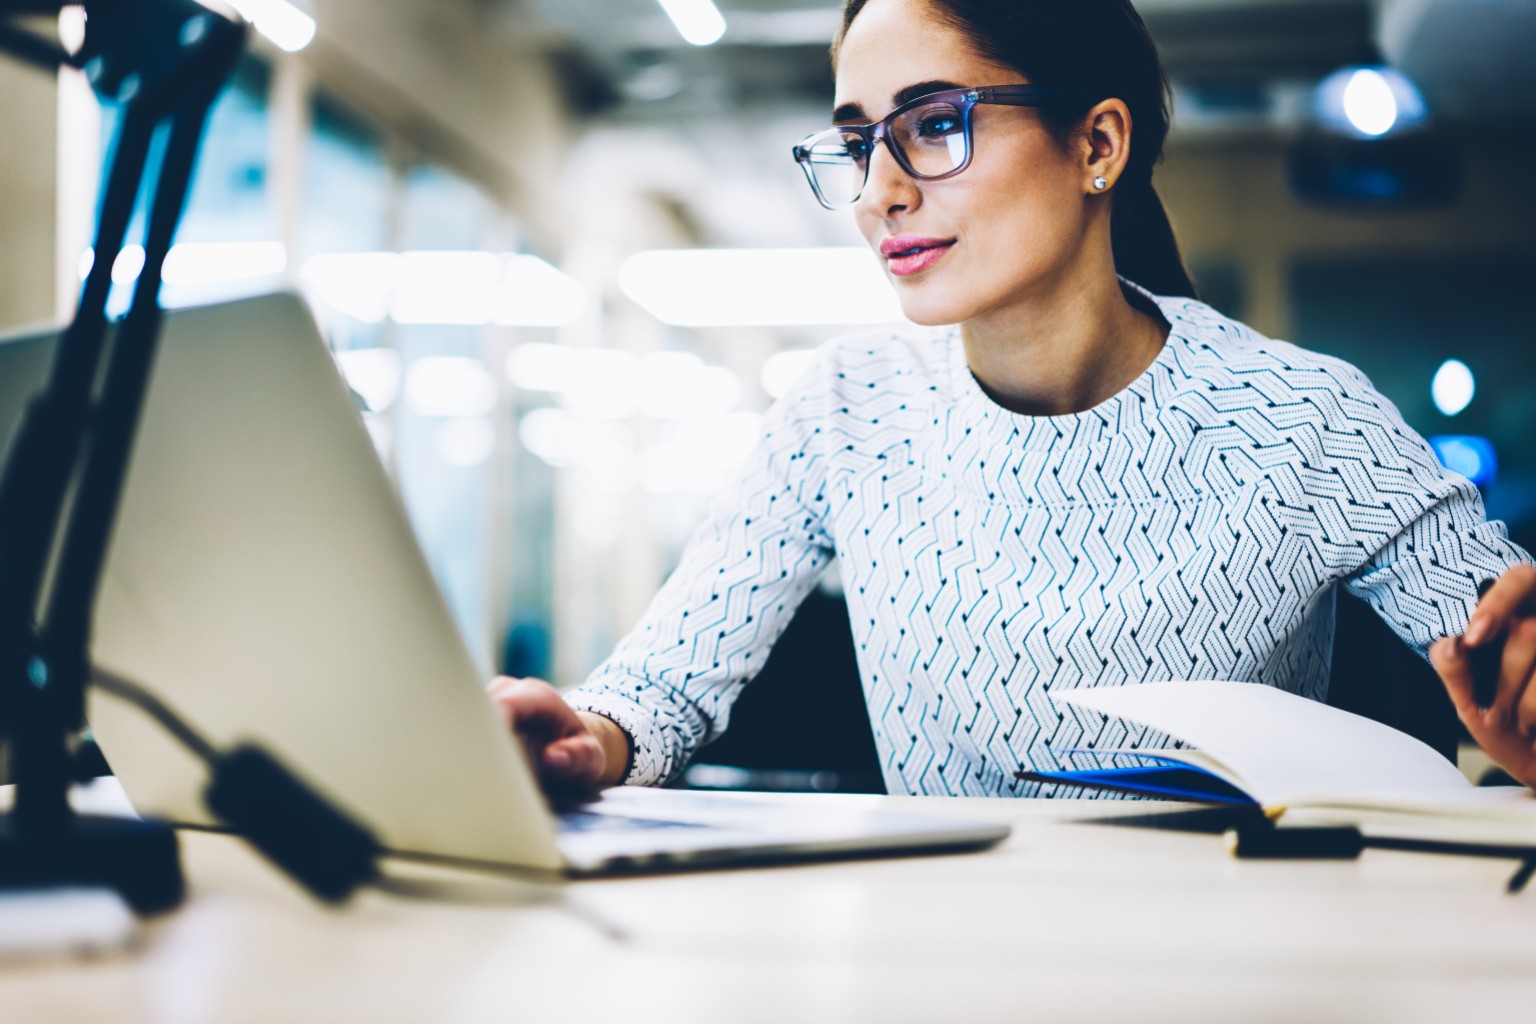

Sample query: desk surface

[3,789,1535,1024]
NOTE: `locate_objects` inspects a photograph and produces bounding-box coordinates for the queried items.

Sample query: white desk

[3,791,1535,1024]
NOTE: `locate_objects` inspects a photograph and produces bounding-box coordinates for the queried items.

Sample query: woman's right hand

[486,677,632,796]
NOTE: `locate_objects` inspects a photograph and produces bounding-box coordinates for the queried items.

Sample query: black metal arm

[0,1,382,913]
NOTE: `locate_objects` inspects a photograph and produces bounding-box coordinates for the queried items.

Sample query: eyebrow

[832,79,965,125]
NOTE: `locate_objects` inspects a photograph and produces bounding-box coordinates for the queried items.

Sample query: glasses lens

[800,130,869,208]
[891,101,968,178]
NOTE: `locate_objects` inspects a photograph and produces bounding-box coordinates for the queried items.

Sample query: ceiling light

[299,252,587,327]
[111,245,145,284]
[1312,66,1427,139]
[58,6,86,54]
[619,248,903,326]
[435,418,496,467]
[636,354,740,419]
[519,409,635,471]
[506,342,581,393]
[222,0,316,53]
[161,241,286,285]
[391,252,500,325]
[80,242,286,287]
[404,357,498,418]
[1428,435,1497,488]
[300,252,394,323]
[1431,358,1474,417]
[1342,70,1397,137]
[657,0,726,47]
[334,348,402,413]
[560,349,642,420]
[494,255,590,326]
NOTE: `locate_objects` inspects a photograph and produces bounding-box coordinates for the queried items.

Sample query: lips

[879,234,957,277]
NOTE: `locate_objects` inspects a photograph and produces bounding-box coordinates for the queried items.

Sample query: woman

[492,0,1536,796]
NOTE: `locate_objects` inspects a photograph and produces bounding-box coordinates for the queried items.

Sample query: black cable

[91,670,217,766]
[92,667,383,905]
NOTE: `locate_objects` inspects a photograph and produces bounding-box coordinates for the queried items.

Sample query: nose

[856,137,918,218]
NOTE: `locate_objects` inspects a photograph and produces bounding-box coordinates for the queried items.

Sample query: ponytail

[1113,176,1196,299]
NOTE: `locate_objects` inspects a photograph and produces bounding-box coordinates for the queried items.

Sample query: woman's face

[834,0,1091,326]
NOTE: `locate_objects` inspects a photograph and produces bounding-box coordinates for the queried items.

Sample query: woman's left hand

[1430,563,1536,789]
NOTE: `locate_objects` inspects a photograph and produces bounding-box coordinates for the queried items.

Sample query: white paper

[1056,681,1476,808]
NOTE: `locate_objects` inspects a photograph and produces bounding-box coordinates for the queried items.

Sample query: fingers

[1430,636,1478,723]
[1509,618,1536,737]
[486,675,553,702]
[1433,632,1519,756]
[485,676,608,795]
[1435,567,1536,791]
[1464,564,1536,647]
[1435,617,1536,791]
[486,676,573,735]
[539,733,607,793]
[1472,617,1536,725]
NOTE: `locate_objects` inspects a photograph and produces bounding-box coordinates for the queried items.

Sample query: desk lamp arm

[0,0,380,911]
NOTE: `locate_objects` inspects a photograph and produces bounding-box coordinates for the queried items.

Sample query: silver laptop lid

[0,293,562,870]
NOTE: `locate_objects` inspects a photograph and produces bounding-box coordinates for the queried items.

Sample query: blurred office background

[0,0,1532,789]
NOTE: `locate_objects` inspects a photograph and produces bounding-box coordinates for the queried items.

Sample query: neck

[959,266,1169,417]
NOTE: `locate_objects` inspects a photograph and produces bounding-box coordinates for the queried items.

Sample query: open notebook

[1021,681,1536,847]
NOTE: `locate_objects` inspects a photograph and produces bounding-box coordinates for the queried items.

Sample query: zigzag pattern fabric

[569,287,1529,795]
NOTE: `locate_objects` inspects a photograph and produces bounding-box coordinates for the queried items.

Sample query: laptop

[0,292,1008,875]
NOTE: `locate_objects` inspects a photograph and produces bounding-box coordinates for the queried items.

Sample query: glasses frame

[791,84,1093,211]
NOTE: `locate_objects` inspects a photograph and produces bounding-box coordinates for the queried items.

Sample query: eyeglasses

[791,84,1090,211]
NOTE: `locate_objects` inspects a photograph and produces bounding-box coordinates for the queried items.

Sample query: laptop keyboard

[556,810,709,834]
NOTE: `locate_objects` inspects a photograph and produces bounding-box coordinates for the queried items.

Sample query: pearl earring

[1093,176,1108,191]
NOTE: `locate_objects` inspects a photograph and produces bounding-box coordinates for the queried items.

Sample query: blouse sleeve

[1335,367,1532,657]
[564,353,838,786]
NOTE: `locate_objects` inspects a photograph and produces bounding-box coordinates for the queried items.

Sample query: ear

[1080,98,1133,194]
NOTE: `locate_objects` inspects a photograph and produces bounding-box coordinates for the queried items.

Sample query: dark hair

[835,0,1197,299]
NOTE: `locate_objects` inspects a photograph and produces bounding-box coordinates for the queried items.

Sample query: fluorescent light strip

[405,357,498,418]
[299,252,588,327]
[221,0,316,53]
[657,0,726,46]
[334,348,402,413]
[619,247,903,326]
[78,241,287,285]
[164,241,287,284]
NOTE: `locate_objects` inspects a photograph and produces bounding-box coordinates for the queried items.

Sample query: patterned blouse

[568,284,1529,795]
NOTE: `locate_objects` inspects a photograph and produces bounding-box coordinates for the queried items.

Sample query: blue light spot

[1428,435,1497,488]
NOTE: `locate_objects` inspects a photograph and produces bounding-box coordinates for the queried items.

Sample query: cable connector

[204,746,380,904]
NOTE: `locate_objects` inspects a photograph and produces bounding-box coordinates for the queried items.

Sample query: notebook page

[1080,748,1249,791]
[1283,790,1536,846]
[1057,681,1472,807]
